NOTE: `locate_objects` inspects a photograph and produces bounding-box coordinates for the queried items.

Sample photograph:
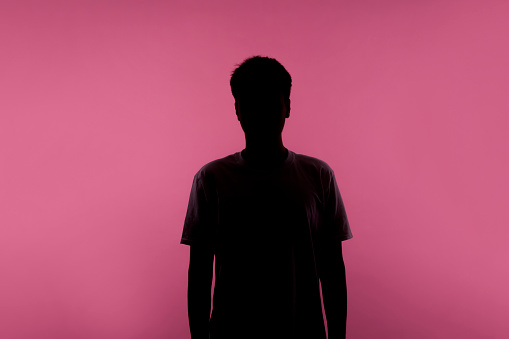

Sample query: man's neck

[241,143,288,167]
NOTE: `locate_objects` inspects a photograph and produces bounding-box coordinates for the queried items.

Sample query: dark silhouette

[181,56,353,339]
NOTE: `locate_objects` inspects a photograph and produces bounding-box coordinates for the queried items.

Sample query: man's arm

[187,245,214,339]
[317,239,347,339]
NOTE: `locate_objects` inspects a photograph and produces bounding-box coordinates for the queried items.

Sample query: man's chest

[214,173,323,247]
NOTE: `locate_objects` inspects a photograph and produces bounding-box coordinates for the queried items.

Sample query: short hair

[230,56,292,102]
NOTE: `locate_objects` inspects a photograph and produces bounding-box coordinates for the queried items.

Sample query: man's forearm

[188,274,212,339]
[321,273,347,339]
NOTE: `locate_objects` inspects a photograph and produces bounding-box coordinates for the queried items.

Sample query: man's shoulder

[194,152,239,177]
[293,152,334,174]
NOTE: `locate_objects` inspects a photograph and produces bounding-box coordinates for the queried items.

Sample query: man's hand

[187,245,214,339]
[317,239,347,339]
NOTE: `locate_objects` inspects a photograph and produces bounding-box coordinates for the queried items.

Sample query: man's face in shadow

[235,87,290,139]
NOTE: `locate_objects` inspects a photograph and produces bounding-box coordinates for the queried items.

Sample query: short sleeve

[180,170,217,249]
[322,168,353,242]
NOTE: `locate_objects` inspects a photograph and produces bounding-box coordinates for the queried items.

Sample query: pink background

[1,0,508,338]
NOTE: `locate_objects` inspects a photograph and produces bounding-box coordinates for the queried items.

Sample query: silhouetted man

[181,56,353,339]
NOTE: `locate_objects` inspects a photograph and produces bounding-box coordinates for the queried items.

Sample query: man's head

[230,56,292,138]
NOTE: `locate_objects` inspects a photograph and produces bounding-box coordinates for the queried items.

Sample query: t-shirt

[181,149,352,339]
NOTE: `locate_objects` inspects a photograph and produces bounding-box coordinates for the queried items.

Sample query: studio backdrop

[1,0,507,338]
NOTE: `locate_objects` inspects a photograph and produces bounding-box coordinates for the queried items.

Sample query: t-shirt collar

[237,148,294,172]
